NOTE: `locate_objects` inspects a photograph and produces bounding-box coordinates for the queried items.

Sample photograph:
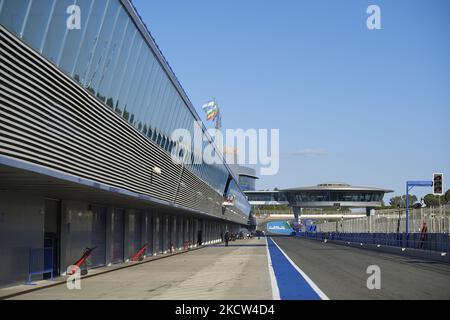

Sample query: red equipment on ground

[69,247,96,276]
[131,243,148,262]
[183,240,192,250]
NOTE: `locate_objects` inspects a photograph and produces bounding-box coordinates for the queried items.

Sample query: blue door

[91,206,106,267]
[112,208,125,263]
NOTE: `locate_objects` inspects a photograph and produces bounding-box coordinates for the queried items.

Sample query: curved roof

[282,183,393,193]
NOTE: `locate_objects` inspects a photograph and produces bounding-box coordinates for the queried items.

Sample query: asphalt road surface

[272,237,450,300]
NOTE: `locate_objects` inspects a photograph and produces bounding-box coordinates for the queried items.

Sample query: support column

[105,206,113,265]
[293,206,302,230]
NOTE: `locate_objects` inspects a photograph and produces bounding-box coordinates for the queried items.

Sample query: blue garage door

[128,212,142,259]
[112,208,125,263]
[158,215,166,252]
[170,216,176,250]
[155,214,161,253]
[163,215,169,252]
[177,216,184,248]
[146,212,153,256]
[90,206,107,267]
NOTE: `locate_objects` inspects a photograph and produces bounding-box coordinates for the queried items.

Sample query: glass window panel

[0,0,30,36]
[140,57,159,125]
[156,79,172,134]
[148,71,164,131]
[124,46,147,125]
[165,87,178,135]
[42,0,76,64]
[72,0,108,85]
[58,0,92,75]
[106,21,136,114]
[96,6,128,105]
[146,69,164,128]
[138,57,157,128]
[163,91,174,135]
[117,36,143,120]
[165,91,178,135]
[84,0,119,95]
[130,53,154,128]
[169,98,182,132]
[156,79,172,135]
[22,0,54,52]
[173,99,183,132]
[185,108,195,136]
[183,102,191,131]
[182,107,190,132]
[166,87,180,135]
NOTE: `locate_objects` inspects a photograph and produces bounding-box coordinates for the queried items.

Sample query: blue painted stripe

[267,237,322,300]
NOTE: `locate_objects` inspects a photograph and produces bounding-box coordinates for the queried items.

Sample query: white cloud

[292,148,327,157]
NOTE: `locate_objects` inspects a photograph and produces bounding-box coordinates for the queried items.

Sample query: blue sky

[132,0,450,200]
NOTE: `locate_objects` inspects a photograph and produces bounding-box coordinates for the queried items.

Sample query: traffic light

[433,173,443,195]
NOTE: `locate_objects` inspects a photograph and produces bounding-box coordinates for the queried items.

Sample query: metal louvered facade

[0,0,250,222]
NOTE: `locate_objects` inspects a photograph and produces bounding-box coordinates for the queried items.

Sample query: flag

[202,101,215,111]
[207,109,218,121]
[202,100,219,121]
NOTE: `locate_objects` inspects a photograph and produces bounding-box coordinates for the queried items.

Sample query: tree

[389,196,403,208]
[423,189,449,207]
[389,194,417,208]
[424,194,440,207]
[403,194,417,207]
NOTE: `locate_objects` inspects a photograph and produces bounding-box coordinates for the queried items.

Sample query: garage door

[146,212,153,256]
[90,206,106,267]
[112,208,125,263]
[128,212,142,259]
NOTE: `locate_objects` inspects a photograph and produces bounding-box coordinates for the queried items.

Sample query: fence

[252,209,293,216]
[297,232,450,254]
[316,205,450,234]
[27,247,54,285]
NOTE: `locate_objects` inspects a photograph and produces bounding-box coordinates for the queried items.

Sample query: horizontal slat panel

[0,25,247,223]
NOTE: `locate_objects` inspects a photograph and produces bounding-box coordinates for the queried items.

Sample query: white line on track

[270,237,330,300]
[265,236,281,300]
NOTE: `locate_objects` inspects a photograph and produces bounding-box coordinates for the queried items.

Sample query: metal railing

[317,205,450,234]
[27,247,54,285]
[297,232,449,254]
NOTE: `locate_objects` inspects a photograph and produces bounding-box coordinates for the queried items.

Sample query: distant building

[246,182,393,222]
[222,147,259,192]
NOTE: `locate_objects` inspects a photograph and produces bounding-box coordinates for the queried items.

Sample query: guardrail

[27,247,54,285]
[297,232,449,254]
[317,205,450,234]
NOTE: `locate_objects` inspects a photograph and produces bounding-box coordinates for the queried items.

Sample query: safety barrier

[27,247,53,285]
[297,232,449,254]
